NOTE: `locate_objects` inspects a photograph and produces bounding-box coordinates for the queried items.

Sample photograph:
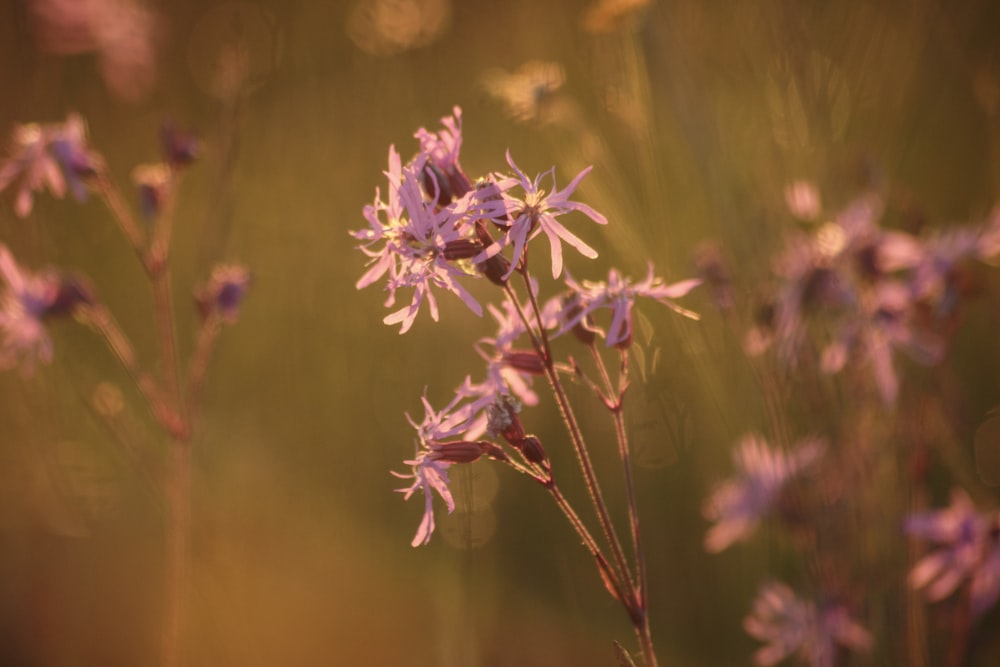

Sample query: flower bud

[195,264,252,324]
[501,349,546,375]
[519,435,547,464]
[421,162,454,207]
[474,220,510,286]
[428,440,492,464]
[132,163,171,220]
[443,239,481,261]
[561,293,597,345]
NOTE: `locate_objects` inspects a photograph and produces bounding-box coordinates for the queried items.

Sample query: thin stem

[93,171,149,269]
[76,304,184,438]
[592,346,648,610]
[186,314,223,425]
[544,478,632,613]
[503,278,639,614]
[163,437,192,667]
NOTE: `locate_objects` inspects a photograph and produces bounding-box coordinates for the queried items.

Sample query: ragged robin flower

[475,150,607,280]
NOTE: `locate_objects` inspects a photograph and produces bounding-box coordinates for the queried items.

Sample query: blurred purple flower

[30,0,159,103]
[744,581,873,667]
[476,151,607,279]
[560,264,700,348]
[906,489,1000,617]
[703,434,824,553]
[392,392,473,546]
[196,264,252,324]
[0,115,98,218]
[0,245,61,373]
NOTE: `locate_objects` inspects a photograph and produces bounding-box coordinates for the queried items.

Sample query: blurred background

[0,0,999,665]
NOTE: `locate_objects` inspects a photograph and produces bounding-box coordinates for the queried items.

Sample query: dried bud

[486,394,525,447]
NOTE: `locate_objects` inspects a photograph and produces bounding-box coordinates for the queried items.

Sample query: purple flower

[560,265,700,347]
[0,245,61,373]
[476,151,607,279]
[392,392,474,546]
[195,264,252,324]
[0,114,99,217]
[906,489,1000,617]
[744,581,873,667]
[352,147,483,333]
[414,106,470,202]
[31,0,159,103]
[703,434,824,553]
[393,449,455,547]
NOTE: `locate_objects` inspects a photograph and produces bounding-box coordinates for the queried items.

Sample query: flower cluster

[356,108,702,548]
[0,114,100,218]
[0,245,93,373]
[747,184,1000,405]
[703,434,824,553]
[744,581,872,667]
[351,107,613,334]
[905,489,1000,617]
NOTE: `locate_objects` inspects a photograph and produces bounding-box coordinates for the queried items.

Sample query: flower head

[0,245,66,373]
[559,264,700,347]
[352,147,485,333]
[414,106,470,202]
[195,264,252,324]
[476,151,607,279]
[703,434,824,552]
[905,489,1000,617]
[392,392,475,546]
[0,114,99,217]
[744,581,873,667]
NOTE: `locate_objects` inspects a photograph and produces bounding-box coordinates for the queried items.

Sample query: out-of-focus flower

[160,122,200,168]
[393,392,473,546]
[480,61,566,124]
[905,489,1000,617]
[476,151,607,280]
[0,114,99,218]
[784,180,822,221]
[347,0,450,57]
[30,0,160,103]
[744,581,873,667]
[559,265,700,348]
[694,241,734,312]
[703,434,824,553]
[195,264,252,324]
[0,245,93,373]
[131,163,171,220]
[581,0,650,33]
